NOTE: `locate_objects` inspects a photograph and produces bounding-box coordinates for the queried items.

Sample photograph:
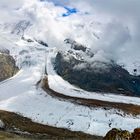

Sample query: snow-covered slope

[0,31,140,137]
[0,0,140,137]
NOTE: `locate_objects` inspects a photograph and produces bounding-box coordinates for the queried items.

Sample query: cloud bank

[0,0,140,75]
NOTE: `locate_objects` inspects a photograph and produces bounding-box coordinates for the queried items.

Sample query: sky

[0,0,140,74]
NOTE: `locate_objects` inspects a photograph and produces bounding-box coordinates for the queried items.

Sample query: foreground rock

[132,128,140,140]
[0,53,19,82]
[54,51,140,96]
[0,110,102,140]
[104,128,140,140]
[104,128,131,140]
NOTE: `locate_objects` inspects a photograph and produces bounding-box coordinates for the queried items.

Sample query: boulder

[104,128,140,140]
[104,128,131,140]
[132,128,140,140]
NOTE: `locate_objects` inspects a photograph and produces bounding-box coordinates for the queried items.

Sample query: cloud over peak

[0,0,140,75]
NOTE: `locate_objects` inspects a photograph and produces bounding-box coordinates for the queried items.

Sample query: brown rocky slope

[0,53,19,82]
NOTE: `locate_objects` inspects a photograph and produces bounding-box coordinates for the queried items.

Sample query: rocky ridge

[54,39,140,96]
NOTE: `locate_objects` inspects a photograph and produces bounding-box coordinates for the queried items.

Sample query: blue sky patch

[40,0,78,17]
[62,7,78,17]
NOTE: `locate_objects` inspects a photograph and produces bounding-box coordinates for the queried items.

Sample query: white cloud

[0,0,24,9]
[0,0,140,74]
[66,0,140,74]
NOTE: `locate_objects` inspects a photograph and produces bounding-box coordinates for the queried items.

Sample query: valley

[0,0,140,139]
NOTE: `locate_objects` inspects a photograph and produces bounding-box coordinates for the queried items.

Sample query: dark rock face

[54,52,140,96]
[0,53,19,82]
[64,39,94,57]
[21,36,34,43]
[35,39,48,47]
[64,39,87,52]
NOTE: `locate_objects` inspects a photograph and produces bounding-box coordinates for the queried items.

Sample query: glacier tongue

[0,0,140,137]
[0,31,140,136]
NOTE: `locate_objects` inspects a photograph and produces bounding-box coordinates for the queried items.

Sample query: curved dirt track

[42,76,140,116]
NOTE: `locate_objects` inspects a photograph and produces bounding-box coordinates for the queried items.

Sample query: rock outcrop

[104,128,131,140]
[104,128,140,140]
[64,38,87,52]
[54,51,140,96]
[132,128,140,140]
[0,53,19,82]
